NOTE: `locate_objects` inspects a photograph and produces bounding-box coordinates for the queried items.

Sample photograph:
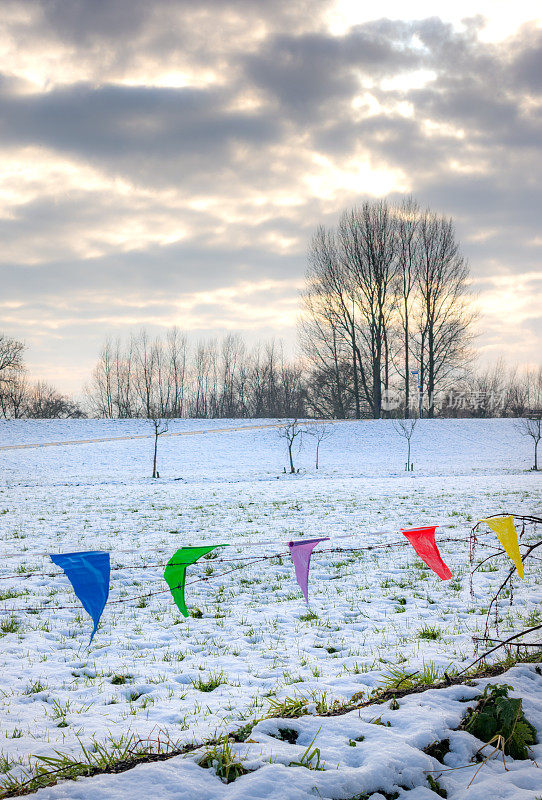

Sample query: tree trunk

[288,441,295,473]
[152,432,158,478]
[427,324,435,419]
[351,325,361,419]
[404,308,410,418]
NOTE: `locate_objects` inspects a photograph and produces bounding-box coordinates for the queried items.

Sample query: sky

[1,0,541,395]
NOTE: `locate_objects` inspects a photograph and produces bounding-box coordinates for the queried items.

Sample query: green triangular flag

[164,546,223,616]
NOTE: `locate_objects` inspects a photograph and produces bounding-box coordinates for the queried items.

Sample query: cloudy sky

[1,0,541,394]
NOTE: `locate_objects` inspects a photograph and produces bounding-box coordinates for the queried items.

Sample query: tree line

[2,197,541,420]
[85,331,542,420]
[87,330,306,419]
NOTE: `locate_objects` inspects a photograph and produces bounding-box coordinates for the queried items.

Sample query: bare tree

[87,338,115,417]
[278,419,306,474]
[87,330,310,420]
[0,334,24,376]
[133,330,159,417]
[415,213,474,417]
[306,422,335,469]
[25,382,84,418]
[0,373,27,418]
[166,327,188,417]
[300,246,351,418]
[301,199,474,420]
[87,337,137,417]
[0,334,25,416]
[302,225,364,418]
[393,417,417,470]
[148,413,169,478]
[468,359,509,417]
[339,201,399,418]
[515,417,542,471]
[218,333,244,417]
[394,196,420,417]
[520,366,542,416]
[0,334,83,419]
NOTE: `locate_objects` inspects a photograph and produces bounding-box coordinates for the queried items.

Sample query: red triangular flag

[401,526,452,580]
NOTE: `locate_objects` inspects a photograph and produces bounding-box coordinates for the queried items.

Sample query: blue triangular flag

[50,551,110,643]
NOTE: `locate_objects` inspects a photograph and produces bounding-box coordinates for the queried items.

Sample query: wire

[0,557,273,614]
[1,526,539,615]
[0,533,511,582]
[0,536,474,614]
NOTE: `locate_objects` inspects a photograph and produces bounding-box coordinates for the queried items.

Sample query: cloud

[0,1,541,392]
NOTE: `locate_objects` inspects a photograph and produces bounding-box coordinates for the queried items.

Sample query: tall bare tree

[133,329,159,417]
[338,201,399,418]
[302,201,403,418]
[394,196,420,417]
[415,212,474,417]
[302,224,364,417]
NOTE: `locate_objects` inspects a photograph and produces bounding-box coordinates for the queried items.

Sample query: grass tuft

[0,616,20,635]
[110,674,132,685]
[266,695,308,718]
[417,625,442,641]
[191,670,225,693]
[197,737,249,784]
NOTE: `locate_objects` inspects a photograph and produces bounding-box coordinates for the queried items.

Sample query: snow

[17,664,542,800]
[0,418,540,798]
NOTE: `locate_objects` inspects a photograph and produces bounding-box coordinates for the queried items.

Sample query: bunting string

[0,526,498,558]
[0,534,520,583]
[0,536,477,583]
[0,557,278,614]
[0,514,539,644]
[0,538,524,611]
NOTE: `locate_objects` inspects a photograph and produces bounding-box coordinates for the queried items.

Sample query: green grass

[191,670,225,692]
[288,728,325,771]
[0,589,24,602]
[110,674,132,685]
[266,695,308,718]
[23,680,46,695]
[417,625,442,641]
[0,616,20,635]
[49,699,70,728]
[0,734,154,794]
[197,737,248,784]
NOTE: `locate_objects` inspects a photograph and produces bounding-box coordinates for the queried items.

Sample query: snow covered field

[0,418,540,798]
[16,663,542,800]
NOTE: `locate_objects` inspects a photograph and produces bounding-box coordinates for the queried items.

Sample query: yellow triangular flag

[480,516,524,579]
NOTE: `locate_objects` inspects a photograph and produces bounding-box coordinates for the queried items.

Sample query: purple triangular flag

[288,538,329,603]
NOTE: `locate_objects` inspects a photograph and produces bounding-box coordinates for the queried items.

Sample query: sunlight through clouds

[0,0,541,392]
